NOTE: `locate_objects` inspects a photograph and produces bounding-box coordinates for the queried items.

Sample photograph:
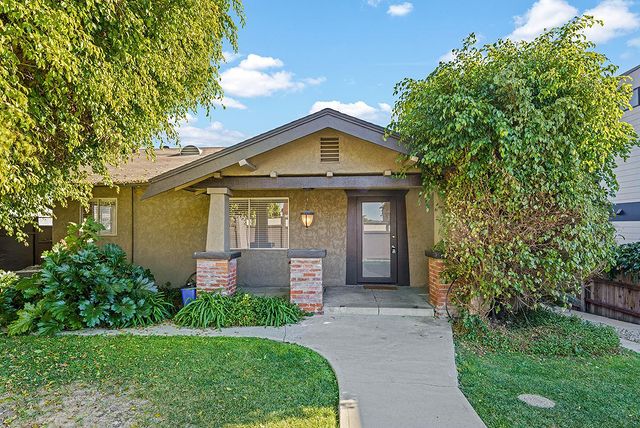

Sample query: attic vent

[320,137,340,163]
[180,145,202,156]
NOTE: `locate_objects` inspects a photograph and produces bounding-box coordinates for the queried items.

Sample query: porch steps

[323,286,435,317]
[238,286,436,318]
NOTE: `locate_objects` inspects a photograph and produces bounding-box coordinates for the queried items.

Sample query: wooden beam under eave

[238,159,256,171]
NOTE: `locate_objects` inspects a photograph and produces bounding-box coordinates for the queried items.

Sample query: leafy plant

[455,308,620,357]
[7,218,173,335]
[174,292,305,329]
[0,270,21,326]
[608,242,640,282]
[1,0,244,238]
[389,16,638,316]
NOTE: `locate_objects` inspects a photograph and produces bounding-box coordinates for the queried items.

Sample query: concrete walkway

[70,315,485,428]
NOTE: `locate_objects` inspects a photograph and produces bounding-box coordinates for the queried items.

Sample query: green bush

[7,219,173,335]
[609,242,640,282]
[0,270,20,326]
[174,292,305,329]
[455,308,620,357]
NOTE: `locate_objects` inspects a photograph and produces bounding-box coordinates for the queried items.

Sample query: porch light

[300,210,315,228]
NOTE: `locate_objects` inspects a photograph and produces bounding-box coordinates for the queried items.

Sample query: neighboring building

[52,109,436,306]
[614,64,640,243]
[0,217,52,271]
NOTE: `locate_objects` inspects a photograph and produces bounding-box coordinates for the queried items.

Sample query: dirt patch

[12,383,150,427]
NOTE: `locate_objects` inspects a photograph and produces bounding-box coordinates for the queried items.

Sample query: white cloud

[309,100,392,123]
[238,54,284,70]
[222,51,241,63]
[220,54,325,98]
[509,0,578,41]
[583,0,640,43]
[176,115,244,147]
[438,50,457,63]
[367,0,383,6]
[508,0,640,43]
[303,76,327,85]
[628,36,640,47]
[387,2,414,16]
[213,96,247,110]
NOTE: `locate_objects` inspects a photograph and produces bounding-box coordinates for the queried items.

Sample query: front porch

[240,285,435,317]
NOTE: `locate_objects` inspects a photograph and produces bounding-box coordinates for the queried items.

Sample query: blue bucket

[181,287,197,306]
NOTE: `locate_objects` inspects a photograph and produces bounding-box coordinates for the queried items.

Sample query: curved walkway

[70,315,485,428]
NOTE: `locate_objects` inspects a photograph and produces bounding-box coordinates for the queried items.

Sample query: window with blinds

[229,198,289,249]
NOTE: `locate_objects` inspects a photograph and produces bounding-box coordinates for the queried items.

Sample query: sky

[177,0,640,148]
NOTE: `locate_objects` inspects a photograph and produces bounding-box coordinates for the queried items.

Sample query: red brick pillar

[288,249,326,313]
[192,252,241,295]
[427,255,451,317]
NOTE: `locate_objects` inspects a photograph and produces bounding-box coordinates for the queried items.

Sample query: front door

[357,197,397,284]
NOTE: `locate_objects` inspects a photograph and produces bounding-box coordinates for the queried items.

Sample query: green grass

[0,335,339,427]
[455,310,640,428]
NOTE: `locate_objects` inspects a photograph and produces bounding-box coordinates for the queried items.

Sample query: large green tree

[0,0,243,236]
[389,17,638,316]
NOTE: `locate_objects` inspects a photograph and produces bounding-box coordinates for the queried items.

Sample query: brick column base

[428,256,454,317]
[288,249,326,313]
[193,252,241,296]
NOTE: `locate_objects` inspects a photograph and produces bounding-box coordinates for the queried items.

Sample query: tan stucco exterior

[220,129,419,177]
[52,127,436,288]
[54,185,209,287]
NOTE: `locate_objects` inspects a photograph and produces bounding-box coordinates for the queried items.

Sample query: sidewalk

[555,308,640,353]
[70,315,486,428]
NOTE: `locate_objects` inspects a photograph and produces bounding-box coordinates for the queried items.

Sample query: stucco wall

[53,186,434,288]
[52,186,134,257]
[53,185,208,287]
[221,129,419,177]
[405,190,434,287]
[231,189,347,287]
[132,187,208,287]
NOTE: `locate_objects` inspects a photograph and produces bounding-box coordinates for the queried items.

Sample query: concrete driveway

[72,315,485,428]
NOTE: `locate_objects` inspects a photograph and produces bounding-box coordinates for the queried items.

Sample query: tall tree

[389,17,638,316]
[0,0,243,236]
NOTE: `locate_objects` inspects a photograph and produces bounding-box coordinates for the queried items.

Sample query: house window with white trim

[229,198,289,249]
[81,198,117,236]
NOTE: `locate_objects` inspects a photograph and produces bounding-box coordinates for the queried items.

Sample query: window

[632,87,640,108]
[81,198,117,236]
[229,198,289,249]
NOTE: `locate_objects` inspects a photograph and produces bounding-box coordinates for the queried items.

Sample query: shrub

[7,218,173,335]
[174,292,305,329]
[608,242,640,282]
[0,270,20,326]
[455,308,620,357]
[389,17,638,316]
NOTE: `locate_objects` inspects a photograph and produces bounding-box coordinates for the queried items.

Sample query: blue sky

[177,0,640,147]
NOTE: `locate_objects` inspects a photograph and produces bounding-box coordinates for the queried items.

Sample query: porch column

[206,187,232,252]
[288,249,326,313]
[192,188,240,295]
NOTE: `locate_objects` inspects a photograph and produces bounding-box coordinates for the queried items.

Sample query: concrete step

[323,286,435,317]
[324,305,434,317]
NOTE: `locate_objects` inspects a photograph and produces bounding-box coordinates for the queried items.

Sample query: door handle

[391,245,397,254]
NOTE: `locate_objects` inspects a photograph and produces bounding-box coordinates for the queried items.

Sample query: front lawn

[0,335,338,427]
[455,311,640,428]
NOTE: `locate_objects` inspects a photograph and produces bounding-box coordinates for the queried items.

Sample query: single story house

[614,64,640,243]
[53,109,440,312]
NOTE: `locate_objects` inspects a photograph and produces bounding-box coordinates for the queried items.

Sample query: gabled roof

[142,108,405,199]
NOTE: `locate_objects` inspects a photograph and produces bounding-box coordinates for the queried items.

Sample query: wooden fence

[583,276,640,325]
